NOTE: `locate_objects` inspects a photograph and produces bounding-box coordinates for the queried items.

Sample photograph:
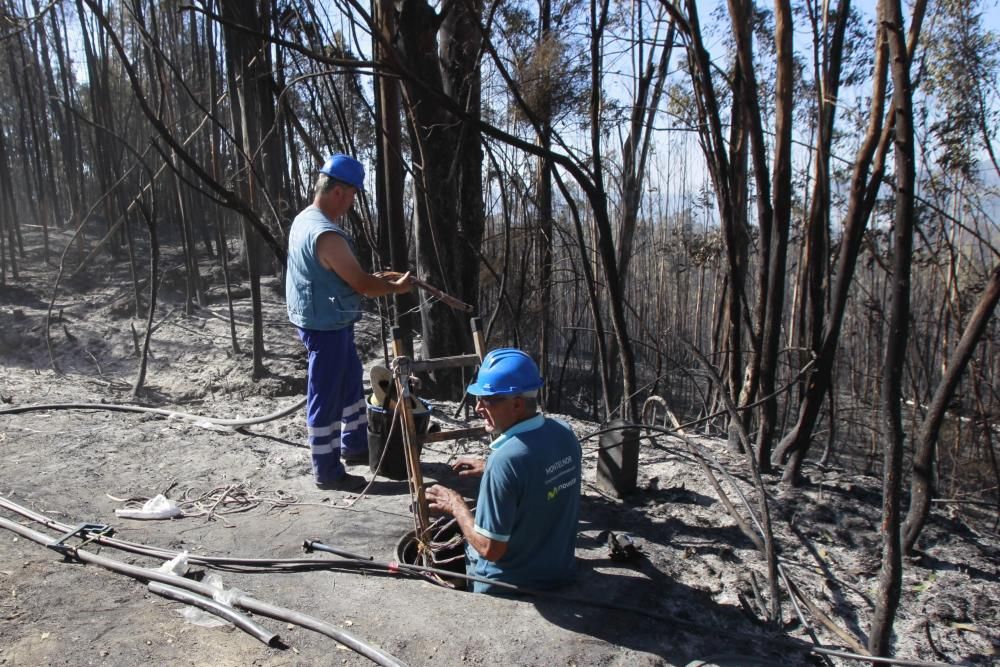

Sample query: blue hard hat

[467,348,544,396]
[318,154,365,191]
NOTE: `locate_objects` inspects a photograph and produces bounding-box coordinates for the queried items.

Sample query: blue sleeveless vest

[285,206,363,331]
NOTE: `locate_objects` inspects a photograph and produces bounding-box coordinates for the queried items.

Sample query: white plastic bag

[157,550,190,576]
[115,494,182,520]
[204,573,245,606]
[174,574,243,629]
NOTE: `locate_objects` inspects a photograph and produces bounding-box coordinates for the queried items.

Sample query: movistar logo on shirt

[547,477,577,500]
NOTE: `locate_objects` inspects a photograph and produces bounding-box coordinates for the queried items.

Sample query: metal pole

[391,327,431,564]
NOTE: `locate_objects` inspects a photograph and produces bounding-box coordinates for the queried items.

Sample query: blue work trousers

[297,326,368,483]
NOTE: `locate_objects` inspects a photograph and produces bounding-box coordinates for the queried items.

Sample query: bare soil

[1,246,997,666]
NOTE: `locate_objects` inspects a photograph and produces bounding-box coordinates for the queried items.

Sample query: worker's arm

[425,484,508,561]
[315,231,413,297]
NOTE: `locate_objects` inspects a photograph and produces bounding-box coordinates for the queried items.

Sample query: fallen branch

[684,340,781,624]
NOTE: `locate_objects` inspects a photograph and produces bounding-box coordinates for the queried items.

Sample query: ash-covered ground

[1,252,997,666]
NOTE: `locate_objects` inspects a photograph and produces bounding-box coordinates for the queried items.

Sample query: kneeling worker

[426,348,582,593]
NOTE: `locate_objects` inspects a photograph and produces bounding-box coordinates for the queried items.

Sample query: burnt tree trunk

[902,264,1000,553]
[0,116,18,281]
[132,194,160,398]
[375,0,419,349]
[681,0,753,436]
[783,0,851,462]
[396,0,485,396]
[753,0,794,471]
[588,0,639,420]
[726,0,770,457]
[536,0,554,407]
[869,0,917,653]
[772,26,890,485]
[222,0,277,379]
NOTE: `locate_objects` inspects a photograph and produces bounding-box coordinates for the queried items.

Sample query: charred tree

[869,0,918,653]
[374,0,418,347]
[902,264,1000,553]
[221,0,279,379]
[772,27,891,485]
[395,0,485,395]
[753,0,794,470]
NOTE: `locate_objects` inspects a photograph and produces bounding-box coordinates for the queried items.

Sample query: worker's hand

[375,270,415,294]
[425,484,467,516]
[451,457,485,478]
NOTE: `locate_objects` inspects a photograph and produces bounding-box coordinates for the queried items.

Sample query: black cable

[0,398,306,426]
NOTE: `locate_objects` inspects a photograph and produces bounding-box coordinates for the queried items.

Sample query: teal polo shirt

[467,414,582,593]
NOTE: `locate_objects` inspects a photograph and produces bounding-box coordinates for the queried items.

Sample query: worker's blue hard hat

[467,348,544,396]
[318,154,365,191]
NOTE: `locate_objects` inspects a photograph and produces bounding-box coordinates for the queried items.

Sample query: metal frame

[389,316,488,566]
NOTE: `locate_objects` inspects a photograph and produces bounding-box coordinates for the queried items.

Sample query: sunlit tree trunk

[374,0,418,348]
[754,0,794,470]
[772,27,890,485]
[869,0,917,653]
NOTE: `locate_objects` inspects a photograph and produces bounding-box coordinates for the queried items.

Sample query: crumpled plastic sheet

[157,550,190,576]
[206,573,245,607]
[174,573,247,629]
[115,494,182,520]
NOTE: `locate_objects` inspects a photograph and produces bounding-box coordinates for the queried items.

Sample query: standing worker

[286,154,413,491]
[426,348,582,593]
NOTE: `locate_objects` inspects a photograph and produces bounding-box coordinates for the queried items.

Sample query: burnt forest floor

[1,237,998,667]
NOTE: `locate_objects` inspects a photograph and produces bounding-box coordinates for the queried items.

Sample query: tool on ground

[46,522,115,557]
[302,539,374,561]
[606,531,642,562]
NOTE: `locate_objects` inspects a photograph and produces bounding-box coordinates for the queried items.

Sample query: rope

[109,482,300,520]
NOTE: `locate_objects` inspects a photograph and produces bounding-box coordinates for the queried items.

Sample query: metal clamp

[390,355,412,381]
[46,523,115,557]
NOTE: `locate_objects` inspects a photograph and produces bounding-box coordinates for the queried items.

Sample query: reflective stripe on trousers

[297,326,367,483]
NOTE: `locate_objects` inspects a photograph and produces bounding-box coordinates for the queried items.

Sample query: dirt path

[1,260,997,666]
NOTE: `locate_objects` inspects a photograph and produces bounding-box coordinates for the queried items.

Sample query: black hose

[0,494,397,584]
[0,495,380,571]
[147,581,281,647]
[0,516,409,667]
[304,539,374,560]
[0,498,954,667]
[0,398,306,427]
